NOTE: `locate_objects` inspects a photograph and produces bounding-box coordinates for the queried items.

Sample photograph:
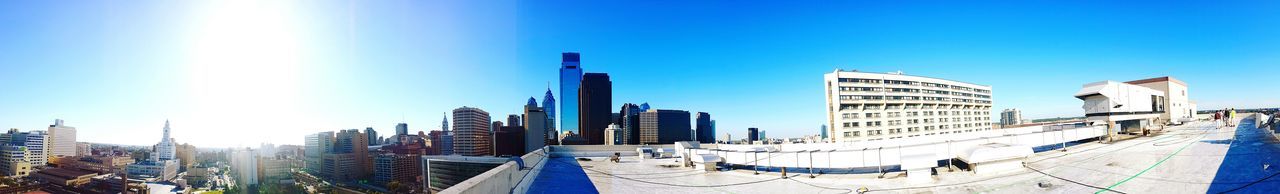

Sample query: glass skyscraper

[559,52,582,134]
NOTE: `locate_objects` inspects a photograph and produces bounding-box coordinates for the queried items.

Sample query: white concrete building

[1074,80,1166,133]
[824,70,994,142]
[230,148,258,187]
[47,119,76,158]
[1124,77,1194,124]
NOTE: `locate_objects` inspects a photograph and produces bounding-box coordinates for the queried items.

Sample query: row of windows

[838,104,992,111]
[840,127,995,138]
[839,95,993,104]
[839,87,992,99]
[840,119,992,128]
[840,111,991,119]
[837,78,991,94]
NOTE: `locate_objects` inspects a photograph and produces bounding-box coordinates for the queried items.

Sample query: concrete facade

[824,70,994,142]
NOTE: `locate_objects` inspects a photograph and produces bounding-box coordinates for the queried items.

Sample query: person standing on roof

[1214,111,1224,128]
[1230,108,1238,127]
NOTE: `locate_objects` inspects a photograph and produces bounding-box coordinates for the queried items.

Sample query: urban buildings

[46,119,76,158]
[176,143,195,171]
[420,156,507,193]
[823,70,994,142]
[30,168,96,187]
[1000,109,1023,126]
[617,103,642,145]
[819,124,828,141]
[396,123,409,136]
[0,145,33,177]
[748,128,760,142]
[305,129,373,182]
[579,72,613,145]
[303,131,334,177]
[492,121,525,157]
[230,148,258,190]
[695,112,714,144]
[1,129,49,168]
[639,109,692,144]
[126,120,180,181]
[366,127,380,146]
[523,100,548,153]
[373,153,421,189]
[1075,77,1195,135]
[452,107,492,156]
[560,52,583,136]
[76,142,90,156]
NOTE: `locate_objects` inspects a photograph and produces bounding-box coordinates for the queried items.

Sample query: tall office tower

[559,52,583,135]
[542,89,556,142]
[1000,109,1023,126]
[505,115,521,127]
[441,112,454,155]
[46,119,76,158]
[304,131,334,177]
[156,120,176,161]
[452,107,492,156]
[523,104,548,153]
[820,124,829,140]
[618,103,642,145]
[824,70,994,142]
[491,121,504,137]
[638,109,692,144]
[2,129,48,168]
[396,123,409,136]
[748,128,760,142]
[639,103,651,112]
[365,127,379,146]
[335,129,371,178]
[695,112,714,144]
[579,73,612,145]
[230,148,258,189]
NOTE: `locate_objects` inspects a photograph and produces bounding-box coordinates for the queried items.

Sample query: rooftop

[504,116,1280,193]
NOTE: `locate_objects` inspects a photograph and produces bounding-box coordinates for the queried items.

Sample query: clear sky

[2,1,1279,148]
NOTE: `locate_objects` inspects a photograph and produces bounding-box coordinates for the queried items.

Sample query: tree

[386,181,405,193]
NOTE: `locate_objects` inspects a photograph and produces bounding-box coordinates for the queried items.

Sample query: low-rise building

[126,159,179,181]
[30,168,97,187]
[0,145,33,177]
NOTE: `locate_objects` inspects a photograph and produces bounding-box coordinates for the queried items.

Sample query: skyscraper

[47,119,76,158]
[748,128,760,142]
[396,123,409,136]
[440,113,454,155]
[334,129,371,179]
[156,120,177,161]
[452,107,492,156]
[542,89,558,145]
[695,112,714,144]
[820,125,829,140]
[365,127,379,146]
[579,73,612,145]
[304,131,334,177]
[507,114,522,127]
[618,103,642,145]
[559,52,583,135]
[639,109,692,144]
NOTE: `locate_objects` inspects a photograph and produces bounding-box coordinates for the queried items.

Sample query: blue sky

[2,1,1279,147]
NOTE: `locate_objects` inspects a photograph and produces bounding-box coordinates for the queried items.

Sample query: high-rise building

[748,128,760,142]
[47,119,76,158]
[176,143,196,171]
[507,115,522,127]
[542,89,557,145]
[639,109,692,144]
[334,129,371,179]
[126,120,180,181]
[522,103,548,153]
[560,52,583,135]
[373,153,421,190]
[820,125,829,140]
[396,123,409,136]
[695,112,714,144]
[304,131,334,177]
[824,70,994,142]
[579,73,612,145]
[452,107,492,156]
[156,120,177,161]
[76,142,90,156]
[0,145,33,177]
[230,148,258,189]
[366,127,380,146]
[618,103,642,145]
[2,129,49,167]
[1000,109,1024,126]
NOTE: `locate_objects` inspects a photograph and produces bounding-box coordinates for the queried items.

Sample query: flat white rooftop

[527,118,1280,193]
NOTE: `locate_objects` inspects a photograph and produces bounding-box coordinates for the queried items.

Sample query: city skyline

[5,1,1280,148]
